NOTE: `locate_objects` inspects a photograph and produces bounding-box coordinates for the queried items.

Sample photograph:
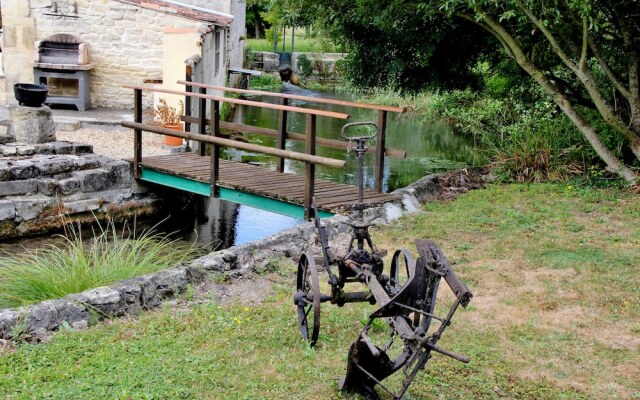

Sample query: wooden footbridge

[121,82,407,220]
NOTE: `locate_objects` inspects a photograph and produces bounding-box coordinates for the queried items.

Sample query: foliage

[248,74,282,90]
[0,221,200,308]
[313,0,640,183]
[296,53,313,78]
[311,0,493,92]
[1,185,639,398]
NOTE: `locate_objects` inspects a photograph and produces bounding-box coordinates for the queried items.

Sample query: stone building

[0,0,246,109]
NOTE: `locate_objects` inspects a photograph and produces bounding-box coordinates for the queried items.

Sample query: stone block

[0,161,8,181]
[0,200,17,220]
[47,142,74,155]
[0,179,38,196]
[7,106,56,144]
[8,160,39,180]
[58,177,81,195]
[73,157,102,171]
[73,169,110,192]
[105,160,132,187]
[14,196,53,222]
[16,145,37,156]
[0,146,18,156]
[69,288,124,317]
[62,198,102,214]
[35,156,75,176]
[72,143,94,154]
[0,134,16,145]
[0,309,20,339]
[37,179,59,196]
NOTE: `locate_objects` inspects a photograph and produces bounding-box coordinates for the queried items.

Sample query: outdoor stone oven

[33,33,94,111]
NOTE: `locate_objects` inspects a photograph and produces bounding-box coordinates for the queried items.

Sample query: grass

[1,183,639,399]
[246,35,339,53]
[0,221,199,308]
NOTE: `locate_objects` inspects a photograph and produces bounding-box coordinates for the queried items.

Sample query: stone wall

[1,0,241,109]
[248,51,347,79]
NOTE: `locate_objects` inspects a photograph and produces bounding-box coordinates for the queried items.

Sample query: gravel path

[56,126,174,159]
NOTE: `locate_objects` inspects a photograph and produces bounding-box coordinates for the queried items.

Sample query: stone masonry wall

[2,0,211,108]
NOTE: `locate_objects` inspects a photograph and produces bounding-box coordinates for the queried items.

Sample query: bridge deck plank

[136,154,399,213]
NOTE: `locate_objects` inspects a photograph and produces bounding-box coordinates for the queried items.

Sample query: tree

[321,0,640,183]
[316,1,492,91]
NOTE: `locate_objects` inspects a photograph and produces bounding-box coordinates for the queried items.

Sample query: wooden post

[133,88,143,179]
[210,100,220,197]
[184,65,192,132]
[374,110,388,193]
[198,87,207,156]
[276,97,288,172]
[304,114,317,221]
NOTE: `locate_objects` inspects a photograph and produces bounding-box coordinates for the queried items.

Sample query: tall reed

[0,221,199,309]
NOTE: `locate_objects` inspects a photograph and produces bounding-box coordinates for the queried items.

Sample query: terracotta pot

[163,123,183,146]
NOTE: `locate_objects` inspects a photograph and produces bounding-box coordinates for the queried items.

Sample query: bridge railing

[177,80,407,193]
[122,84,348,220]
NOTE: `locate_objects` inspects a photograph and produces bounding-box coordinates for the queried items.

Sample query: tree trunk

[477,13,639,184]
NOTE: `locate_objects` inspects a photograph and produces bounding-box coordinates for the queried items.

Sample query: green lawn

[1,183,638,399]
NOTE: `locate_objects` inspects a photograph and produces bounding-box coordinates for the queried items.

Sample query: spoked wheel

[294,252,321,347]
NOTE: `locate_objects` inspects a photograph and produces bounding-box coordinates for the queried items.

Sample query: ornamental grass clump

[0,222,199,309]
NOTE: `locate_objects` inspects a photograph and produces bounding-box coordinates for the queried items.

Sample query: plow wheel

[295,253,321,347]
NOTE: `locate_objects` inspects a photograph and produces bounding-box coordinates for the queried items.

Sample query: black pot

[14,83,49,107]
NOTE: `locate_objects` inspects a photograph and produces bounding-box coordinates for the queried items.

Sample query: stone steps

[0,141,158,240]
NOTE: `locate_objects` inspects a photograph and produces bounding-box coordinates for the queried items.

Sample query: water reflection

[228,86,473,192]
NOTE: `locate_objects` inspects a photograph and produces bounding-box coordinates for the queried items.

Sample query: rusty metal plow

[339,240,472,399]
[292,122,473,399]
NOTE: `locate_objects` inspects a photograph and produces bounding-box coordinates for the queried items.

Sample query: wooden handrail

[178,80,407,114]
[121,121,346,168]
[180,116,407,159]
[123,84,350,120]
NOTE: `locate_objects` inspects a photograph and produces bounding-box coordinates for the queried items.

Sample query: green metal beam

[139,168,333,220]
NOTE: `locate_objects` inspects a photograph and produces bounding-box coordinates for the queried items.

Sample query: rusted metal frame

[178,80,407,114]
[123,84,350,120]
[374,110,388,193]
[276,98,288,173]
[210,99,220,197]
[198,87,207,156]
[133,88,143,179]
[120,121,345,168]
[304,114,317,221]
[181,117,406,159]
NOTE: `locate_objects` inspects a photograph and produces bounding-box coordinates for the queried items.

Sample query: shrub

[297,54,313,78]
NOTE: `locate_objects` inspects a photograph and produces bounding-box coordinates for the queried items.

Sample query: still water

[0,85,474,253]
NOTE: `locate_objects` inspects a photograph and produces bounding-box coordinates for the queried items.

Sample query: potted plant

[152,98,184,146]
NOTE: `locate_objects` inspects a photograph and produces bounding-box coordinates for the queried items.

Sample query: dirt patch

[437,167,492,200]
[211,277,276,306]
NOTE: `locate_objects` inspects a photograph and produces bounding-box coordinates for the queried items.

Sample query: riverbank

[1,182,638,399]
